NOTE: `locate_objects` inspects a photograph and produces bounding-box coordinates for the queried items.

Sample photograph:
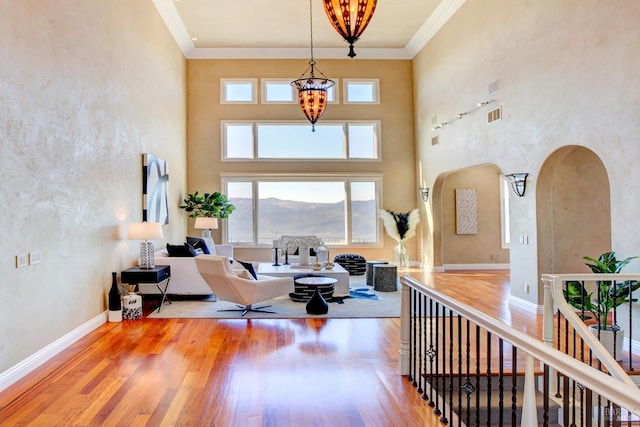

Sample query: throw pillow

[235,260,257,279]
[236,269,256,280]
[166,243,197,257]
[186,236,210,254]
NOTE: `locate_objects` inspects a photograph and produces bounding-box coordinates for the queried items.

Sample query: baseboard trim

[0,312,107,392]
[443,263,510,271]
[509,294,544,315]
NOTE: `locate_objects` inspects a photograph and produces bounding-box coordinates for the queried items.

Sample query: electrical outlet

[29,251,41,265]
[16,254,28,268]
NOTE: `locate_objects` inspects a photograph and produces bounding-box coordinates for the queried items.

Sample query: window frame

[343,78,380,104]
[220,173,384,248]
[221,120,382,161]
[261,78,297,104]
[220,78,258,104]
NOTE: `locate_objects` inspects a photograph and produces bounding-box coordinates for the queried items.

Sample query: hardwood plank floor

[0,269,532,426]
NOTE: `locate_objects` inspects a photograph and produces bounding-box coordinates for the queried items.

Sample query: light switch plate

[16,254,28,268]
[29,251,41,265]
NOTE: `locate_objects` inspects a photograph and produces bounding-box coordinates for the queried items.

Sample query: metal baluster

[464,318,472,426]
[422,294,429,401]
[572,316,577,427]
[433,302,441,415]
[486,331,492,426]
[585,388,592,427]
[448,309,454,426]
[499,338,504,427]
[543,364,549,427]
[457,314,463,427]
[563,371,570,427]
[476,325,481,426]
[417,291,423,394]
[512,347,518,427]
[428,298,436,408]
[440,307,448,425]
[411,288,417,386]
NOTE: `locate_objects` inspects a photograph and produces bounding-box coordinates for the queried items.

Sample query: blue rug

[349,287,379,300]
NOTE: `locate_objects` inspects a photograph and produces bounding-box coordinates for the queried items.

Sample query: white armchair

[195,255,294,316]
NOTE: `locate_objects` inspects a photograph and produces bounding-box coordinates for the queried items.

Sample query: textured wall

[0,0,187,373]
[414,0,640,303]
[187,59,417,262]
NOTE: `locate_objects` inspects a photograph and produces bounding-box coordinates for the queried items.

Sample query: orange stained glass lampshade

[322,0,377,58]
[291,69,334,132]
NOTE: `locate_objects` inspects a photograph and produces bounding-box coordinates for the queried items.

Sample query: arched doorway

[431,164,507,270]
[536,146,611,277]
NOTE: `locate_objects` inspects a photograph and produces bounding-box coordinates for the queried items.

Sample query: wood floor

[0,269,530,427]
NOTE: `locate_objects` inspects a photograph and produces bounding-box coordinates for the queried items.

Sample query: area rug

[147,278,401,319]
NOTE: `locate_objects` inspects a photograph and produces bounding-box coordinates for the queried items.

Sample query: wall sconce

[505,173,528,197]
[418,187,430,202]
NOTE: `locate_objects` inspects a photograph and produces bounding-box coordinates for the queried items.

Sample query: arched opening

[536,146,611,277]
[431,164,507,270]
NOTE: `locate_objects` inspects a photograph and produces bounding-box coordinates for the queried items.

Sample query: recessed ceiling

[154,0,466,59]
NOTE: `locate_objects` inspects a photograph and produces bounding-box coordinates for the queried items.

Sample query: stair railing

[400,276,640,426]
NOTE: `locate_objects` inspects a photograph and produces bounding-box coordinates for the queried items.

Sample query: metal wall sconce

[505,173,528,197]
[418,187,430,202]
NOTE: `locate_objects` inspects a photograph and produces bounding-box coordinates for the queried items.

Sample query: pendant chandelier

[291,0,335,132]
[322,0,377,58]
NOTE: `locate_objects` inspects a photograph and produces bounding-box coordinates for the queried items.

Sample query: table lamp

[194,217,218,252]
[128,222,164,269]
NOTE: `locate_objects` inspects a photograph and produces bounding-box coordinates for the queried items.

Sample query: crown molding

[154,0,466,60]
[405,0,467,57]
[187,47,413,60]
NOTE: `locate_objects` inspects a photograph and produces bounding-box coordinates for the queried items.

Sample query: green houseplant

[179,191,235,218]
[564,251,639,330]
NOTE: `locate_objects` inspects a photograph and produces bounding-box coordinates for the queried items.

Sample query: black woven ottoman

[333,254,366,276]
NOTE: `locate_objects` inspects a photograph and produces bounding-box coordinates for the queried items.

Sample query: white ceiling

[153,0,466,59]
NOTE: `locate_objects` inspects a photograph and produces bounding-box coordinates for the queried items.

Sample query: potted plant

[563,251,639,359]
[179,191,235,218]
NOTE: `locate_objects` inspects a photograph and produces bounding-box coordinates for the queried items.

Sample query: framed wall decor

[142,153,169,224]
[455,188,478,235]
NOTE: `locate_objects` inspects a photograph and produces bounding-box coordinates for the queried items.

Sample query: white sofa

[141,245,234,295]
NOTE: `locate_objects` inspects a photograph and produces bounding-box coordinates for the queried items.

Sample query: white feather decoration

[378,208,420,243]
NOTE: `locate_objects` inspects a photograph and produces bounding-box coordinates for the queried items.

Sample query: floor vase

[393,241,409,268]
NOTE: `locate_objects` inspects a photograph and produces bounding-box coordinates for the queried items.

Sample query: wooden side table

[121,265,171,312]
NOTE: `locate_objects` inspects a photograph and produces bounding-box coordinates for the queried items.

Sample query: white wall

[414,0,640,304]
[0,0,187,374]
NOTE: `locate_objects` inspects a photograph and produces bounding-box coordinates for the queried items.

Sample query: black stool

[334,254,366,275]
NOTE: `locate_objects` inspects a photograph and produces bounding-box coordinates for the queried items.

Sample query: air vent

[431,136,439,146]
[488,80,499,95]
[487,106,502,124]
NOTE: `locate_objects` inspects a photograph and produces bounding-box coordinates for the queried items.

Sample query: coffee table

[257,262,350,295]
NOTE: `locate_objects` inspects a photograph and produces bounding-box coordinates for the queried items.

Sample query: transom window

[222,175,382,247]
[261,79,338,104]
[220,78,257,104]
[343,79,379,104]
[222,120,380,160]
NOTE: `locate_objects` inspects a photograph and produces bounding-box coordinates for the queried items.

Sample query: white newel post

[542,276,555,348]
[521,353,539,426]
[399,281,410,374]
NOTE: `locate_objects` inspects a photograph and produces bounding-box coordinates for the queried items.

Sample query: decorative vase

[589,324,624,361]
[306,288,329,315]
[393,241,409,268]
[299,247,310,266]
[108,272,122,322]
[123,291,143,320]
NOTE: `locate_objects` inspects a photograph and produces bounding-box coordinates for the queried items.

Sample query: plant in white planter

[563,251,639,360]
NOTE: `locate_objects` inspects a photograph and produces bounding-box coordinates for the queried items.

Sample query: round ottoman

[365,260,389,286]
[373,264,397,292]
[334,254,366,275]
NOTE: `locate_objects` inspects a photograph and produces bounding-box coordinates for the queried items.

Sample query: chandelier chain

[309,0,315,64]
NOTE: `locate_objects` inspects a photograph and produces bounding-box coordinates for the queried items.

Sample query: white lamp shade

[128,222,164,240]
[194,217,219,230]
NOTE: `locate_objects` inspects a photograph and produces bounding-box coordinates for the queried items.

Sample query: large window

[222,175,382,247]
[222,121,380,160]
